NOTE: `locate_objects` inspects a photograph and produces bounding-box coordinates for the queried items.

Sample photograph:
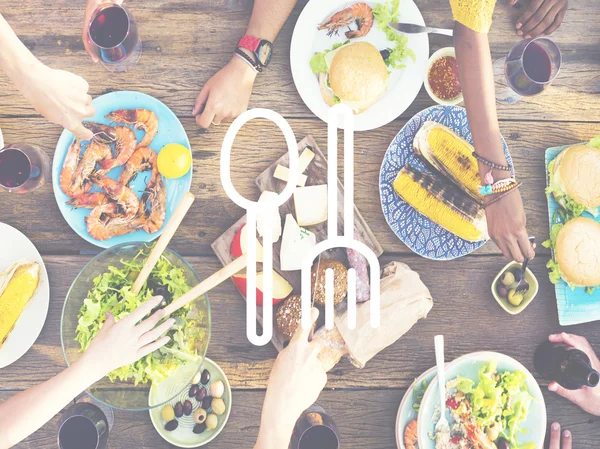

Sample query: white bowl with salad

[418,352,546,449]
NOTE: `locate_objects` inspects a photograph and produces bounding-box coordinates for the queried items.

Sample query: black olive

[174,402,184,418]
[380,49,391,61]
[195,386,207,402]
[189,384,199,398]
[201,395,212,411]
[200,369,211,384]
[193,423,207,434]
[496,438,510,449]
[165,420,179,431]
[183,400,193,416]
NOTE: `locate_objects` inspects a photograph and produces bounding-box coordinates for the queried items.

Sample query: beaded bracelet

[479,177,518,196]
[483,183,523,208]
[473,152,511,172]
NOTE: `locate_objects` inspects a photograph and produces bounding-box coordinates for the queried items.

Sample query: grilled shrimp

[67,192,109,209]
[98,126,138,171]
[93,175,139,218]
[118,147,157,186]
[403,420,418,449]
[86,203,143,241]
[82,122,117,144]
[105,109,158,148]
[140,173,166,233]
[60,138,81,197]
[69,142,111,197]
[317,3,374,39]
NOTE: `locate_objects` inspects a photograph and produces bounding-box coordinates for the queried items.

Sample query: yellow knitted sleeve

[450,0,497,34]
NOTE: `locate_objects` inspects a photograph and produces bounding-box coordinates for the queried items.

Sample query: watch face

[257,41,273,67]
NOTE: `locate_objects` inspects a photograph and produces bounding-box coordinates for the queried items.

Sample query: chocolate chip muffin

[311,259,348,306]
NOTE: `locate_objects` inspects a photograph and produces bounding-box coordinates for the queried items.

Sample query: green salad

[76,246,207,385]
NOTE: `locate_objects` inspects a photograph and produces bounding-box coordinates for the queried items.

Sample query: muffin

[276,295,304,339]
[311,259,348,306]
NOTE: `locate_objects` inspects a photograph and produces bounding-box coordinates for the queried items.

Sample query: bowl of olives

[149,358,232,447]
[491,262,539,315]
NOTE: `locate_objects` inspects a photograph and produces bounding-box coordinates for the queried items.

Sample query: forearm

[0,356,102,449]
[253,397,296,449]
[244,0,298,41]
[454,22,508,183]
[0,14,39,90]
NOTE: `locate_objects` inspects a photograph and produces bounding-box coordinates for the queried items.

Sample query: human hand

[485,189,535,263]
[82,0,124,62]
[80,296,174,382]
[510,0,568,39]
[549,422,572,449]
[192,56,257,129]
[256,308,327,448]
[20,64,95,139]
[547,333,600,416]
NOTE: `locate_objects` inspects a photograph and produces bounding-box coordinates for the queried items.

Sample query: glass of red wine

[87,4,142,72]
[0,141,50,194]
[57,399,113,449]
[493,37,561,104]
[291,404,340,449]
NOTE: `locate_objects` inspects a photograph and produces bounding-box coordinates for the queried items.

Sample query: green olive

[127,270,140,282]
[486,422,501,442]
[501,271,515,286]
[507,288,524,306]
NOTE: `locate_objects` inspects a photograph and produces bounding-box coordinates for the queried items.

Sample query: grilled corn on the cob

[0,261,40,347]
[393,166,488,242]
[414,121,483,201]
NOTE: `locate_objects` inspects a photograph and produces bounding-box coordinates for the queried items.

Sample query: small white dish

[424,47,464,106]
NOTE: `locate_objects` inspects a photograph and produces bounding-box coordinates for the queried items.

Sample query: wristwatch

[237,36,273,69]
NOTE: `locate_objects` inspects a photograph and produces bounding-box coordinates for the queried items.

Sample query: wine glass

[87,4,142,72]
[291,404,340,449]
[0,142,51,194]
[57,397,113,449]
[494,37,562,104]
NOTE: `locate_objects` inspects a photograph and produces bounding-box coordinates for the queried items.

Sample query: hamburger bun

[555,217,600,287]
[551,145,600,209]
[328,42,388,114]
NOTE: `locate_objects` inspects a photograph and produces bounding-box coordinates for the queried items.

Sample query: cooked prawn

[318,3,374,39]
[93,175,139,218]
[86,203,143,241]
[118,147,157,186]
[404,419,418,449]
[98,126,138,172]
[69,141,111,197]
[105,109,158,148]
[67,192,109,209]
[139,173,166,233]
[60,138,81,197]
[82,122,117,145]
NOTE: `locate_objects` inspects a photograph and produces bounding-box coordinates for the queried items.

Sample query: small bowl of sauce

[424,47,463,106]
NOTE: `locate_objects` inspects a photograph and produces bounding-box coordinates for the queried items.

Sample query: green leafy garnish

[373,0,416,69]
[309,40,351,75]
[411,378,428,412]
[589,136,600,149]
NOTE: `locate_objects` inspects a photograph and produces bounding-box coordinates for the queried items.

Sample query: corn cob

[393,166,488,242]
[0,262,40,347]
[414,121,483,202]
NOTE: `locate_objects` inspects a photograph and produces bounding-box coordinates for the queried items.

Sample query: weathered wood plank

[2,117,593,255]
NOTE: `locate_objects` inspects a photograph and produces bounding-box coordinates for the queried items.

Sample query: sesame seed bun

[555,217,600,287]
[552,145,600,208]
[328,42,388,114]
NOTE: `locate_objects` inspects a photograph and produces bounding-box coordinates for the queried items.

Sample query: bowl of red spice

[424,47,463,106]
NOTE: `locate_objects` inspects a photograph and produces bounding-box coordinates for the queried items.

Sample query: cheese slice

[294,184,328,226]
[280,214,317,271]
[257,191,282,243]
[298,148,315,173]
[273,165,307,187]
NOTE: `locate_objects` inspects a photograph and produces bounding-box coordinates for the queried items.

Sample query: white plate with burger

[291,0,429,131]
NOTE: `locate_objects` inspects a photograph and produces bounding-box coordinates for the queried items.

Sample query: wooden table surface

[2,0,600,448]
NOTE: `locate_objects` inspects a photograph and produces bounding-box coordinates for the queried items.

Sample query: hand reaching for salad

[549,423,573,449]
[548,333,600,416]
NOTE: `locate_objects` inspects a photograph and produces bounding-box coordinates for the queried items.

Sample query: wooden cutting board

[211,136,383,351]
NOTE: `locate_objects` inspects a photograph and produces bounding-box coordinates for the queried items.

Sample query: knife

[388,22,453,37]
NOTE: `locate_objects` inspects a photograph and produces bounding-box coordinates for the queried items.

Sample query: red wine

[298,425,339,449]
[523,42,552,83]
[90,6,129,48]
[58,416,100,449]
[535,341,600,390]
[0,149,31,188]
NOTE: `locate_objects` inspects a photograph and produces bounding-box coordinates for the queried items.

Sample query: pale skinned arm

[0,14,94,139]
[0,296,172,449]
[454,22,535,263]
[192,0,299,129]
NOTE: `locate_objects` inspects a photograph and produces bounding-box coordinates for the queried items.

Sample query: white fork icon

[301,104,380,331]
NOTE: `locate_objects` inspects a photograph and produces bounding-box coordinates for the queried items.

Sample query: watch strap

[234,48,262,73]
[238,35,261,52]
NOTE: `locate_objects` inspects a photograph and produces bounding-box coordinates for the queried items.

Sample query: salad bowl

[60,242,211,411]
[418,351,546,449]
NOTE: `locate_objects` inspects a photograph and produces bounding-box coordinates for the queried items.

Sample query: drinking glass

[57,397,113,449]
[291,404,340,449]
[87,4,142,72]
[493,37,561,104]
[0,141,51,194]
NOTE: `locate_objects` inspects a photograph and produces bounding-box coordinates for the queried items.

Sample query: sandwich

[310,41,388,114]
[544,217,600,290]
[413,121,483,202]
[393,165,488,242]
[547,144,600,218]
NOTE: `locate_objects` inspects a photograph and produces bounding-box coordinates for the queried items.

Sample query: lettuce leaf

[373,0,416,69]
[309,40,350,75]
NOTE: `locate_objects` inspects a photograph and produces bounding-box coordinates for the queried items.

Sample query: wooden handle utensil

[162,253,248,316]
[132,192,195,295]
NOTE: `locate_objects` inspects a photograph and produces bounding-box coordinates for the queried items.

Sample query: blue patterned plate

[379,105,513,260]
[52,91,192,248]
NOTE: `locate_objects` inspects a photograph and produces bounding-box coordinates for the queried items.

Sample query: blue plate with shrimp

[52,91,192,248]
